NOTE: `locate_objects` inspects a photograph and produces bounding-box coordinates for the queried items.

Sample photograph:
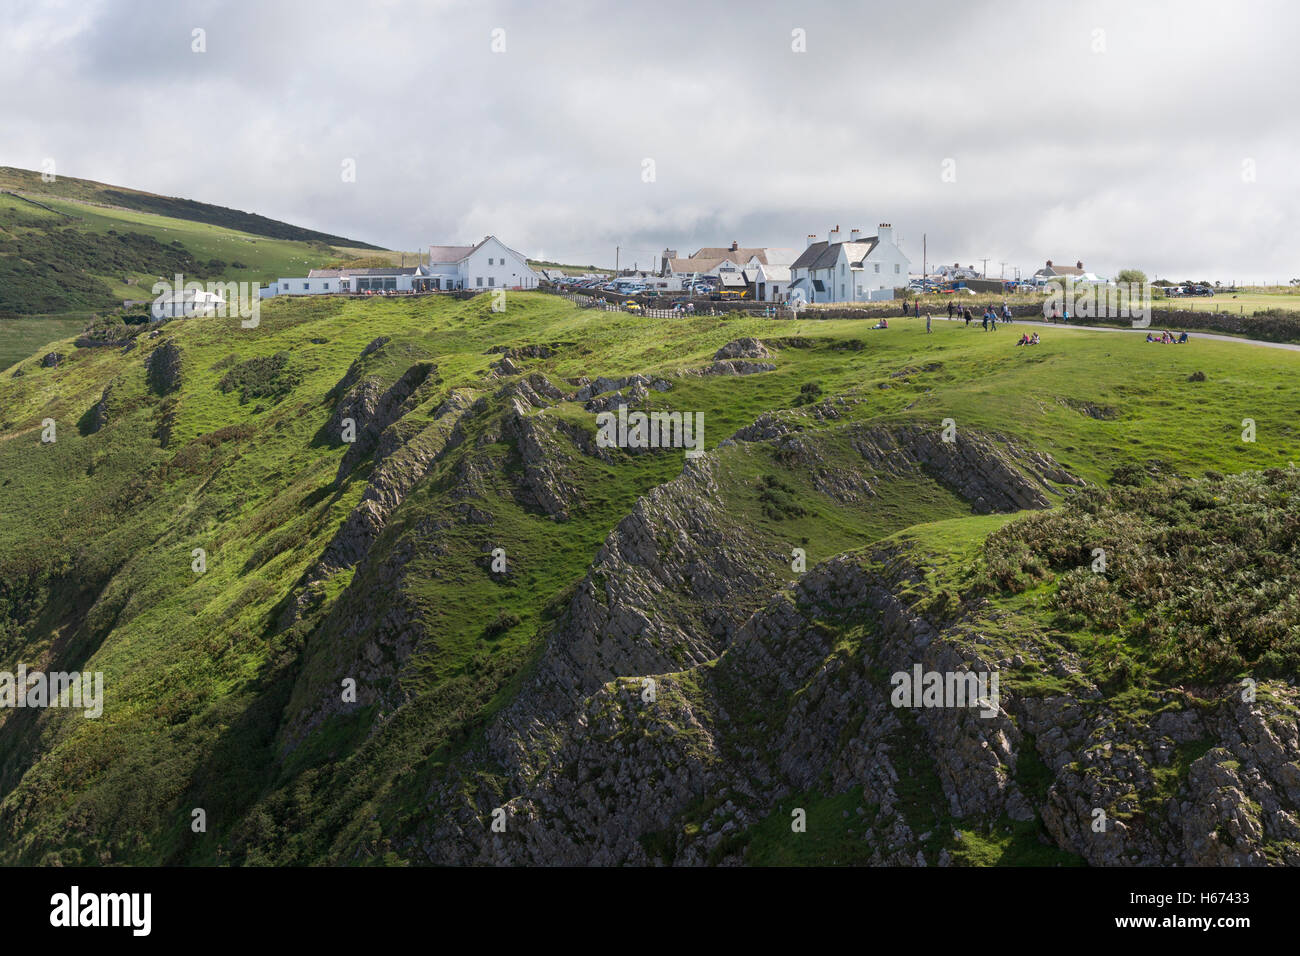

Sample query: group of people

[1147,330,1190,344]
[1016,332,1041,346]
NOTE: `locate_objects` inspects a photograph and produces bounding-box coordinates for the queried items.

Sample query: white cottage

[788,224,910,304]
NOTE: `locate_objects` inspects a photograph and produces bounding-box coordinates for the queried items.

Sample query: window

[895,264,900,274]
[476,277,483,287]
[488,277,495,287]
[303,283,309,290]
[840,264,845,276]
[487,257,494,265]
[874,264,880,274]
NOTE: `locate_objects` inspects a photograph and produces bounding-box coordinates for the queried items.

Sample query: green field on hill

[2,290,1298,865]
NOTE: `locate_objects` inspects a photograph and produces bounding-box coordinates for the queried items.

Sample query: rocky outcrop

[86,386,112,434]
[333,362,438,482]
[420,536,1300,866]
[412,418,1098,865]
[686,359,776,377]
[575,374,671,402]
[330,336,391,399]
[714,338,770,360]
[504,406,581,520]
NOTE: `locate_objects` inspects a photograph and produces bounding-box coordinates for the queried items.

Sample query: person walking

[982,311,989,331]
[947,300,954,319]
[926,312,932,333]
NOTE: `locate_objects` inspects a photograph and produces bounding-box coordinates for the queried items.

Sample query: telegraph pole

[615,246,620,274]
[979,258,990,278]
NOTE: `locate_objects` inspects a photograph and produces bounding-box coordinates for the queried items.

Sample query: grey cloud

[2,0,1296,280]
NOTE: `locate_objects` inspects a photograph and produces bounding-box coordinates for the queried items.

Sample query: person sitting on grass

[1178,331,1189,343]
[1146,332,1156,342]
[1031,332,1040,345]
[1017,333,1031,346]
[872,317,889,330]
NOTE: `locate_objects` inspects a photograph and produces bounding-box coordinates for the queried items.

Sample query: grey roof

[428,244,478,263]
[749,263,791,282]
[307,266,417,277]
[791,237,880,271]
[343,267,417,276]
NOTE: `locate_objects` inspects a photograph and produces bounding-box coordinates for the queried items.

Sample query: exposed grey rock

[713,337,770,360]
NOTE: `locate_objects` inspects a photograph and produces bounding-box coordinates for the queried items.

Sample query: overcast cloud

[2,0,1296,282]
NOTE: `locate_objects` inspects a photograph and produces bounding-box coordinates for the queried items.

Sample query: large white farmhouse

[788,224,910,304]
[261,235,540,298]
[413,236,541,292]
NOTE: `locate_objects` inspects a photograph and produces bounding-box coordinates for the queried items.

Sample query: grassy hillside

[0,168,412,368]
[0,293,1297,865]
[0,166,381,249]
[0,189,389,316]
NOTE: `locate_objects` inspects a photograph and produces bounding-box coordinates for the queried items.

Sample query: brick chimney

[730,240,739,251]
[1076,260,1084,270]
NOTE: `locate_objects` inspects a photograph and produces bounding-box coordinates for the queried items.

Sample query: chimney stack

[828,224,841,244]
[849,227,862,242]
[806,234,818,248]
[731,240,739,251]
[876,223,893,244]
[1076,260,1084,270]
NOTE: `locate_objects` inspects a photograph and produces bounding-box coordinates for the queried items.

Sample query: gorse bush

[984,470,1300,681]
[217,352,301,404]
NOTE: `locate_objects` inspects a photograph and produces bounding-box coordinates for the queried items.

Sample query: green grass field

[0,316,89,370]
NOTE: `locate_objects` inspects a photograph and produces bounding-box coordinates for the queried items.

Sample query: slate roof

[791,238,880,271]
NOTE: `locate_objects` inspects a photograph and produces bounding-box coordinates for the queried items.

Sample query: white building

[260,235,541,298]
[744,262,792,301]
[412,236,541,292]
[663,242,798,291]
[151,288,225,320]
[788,224,910,304]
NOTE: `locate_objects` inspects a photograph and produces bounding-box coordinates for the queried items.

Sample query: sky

[2,0,1296,283]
